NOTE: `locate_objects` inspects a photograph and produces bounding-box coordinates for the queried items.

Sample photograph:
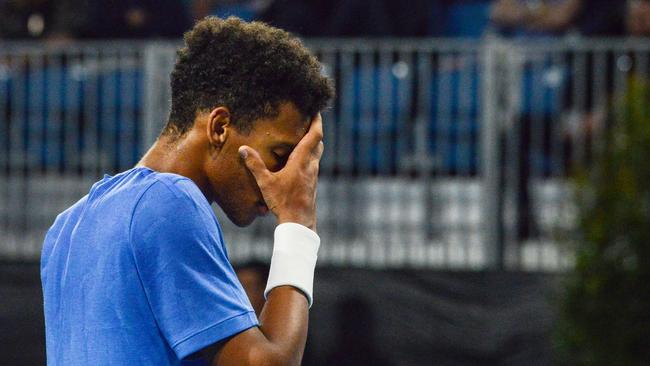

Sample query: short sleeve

[129,181,258,360]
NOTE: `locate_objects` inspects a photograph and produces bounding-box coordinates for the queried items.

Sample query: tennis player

[40,17,333,365]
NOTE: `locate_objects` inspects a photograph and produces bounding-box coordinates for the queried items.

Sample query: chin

[215,196,257,227]
[227,210,257,227]
[232,218,255,227]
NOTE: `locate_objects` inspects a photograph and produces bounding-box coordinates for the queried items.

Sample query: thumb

[239,146,271,183]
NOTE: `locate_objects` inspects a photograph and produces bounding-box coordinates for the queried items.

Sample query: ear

[206,107,231,148]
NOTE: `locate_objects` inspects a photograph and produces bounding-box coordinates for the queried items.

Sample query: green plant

[555,79,650,365]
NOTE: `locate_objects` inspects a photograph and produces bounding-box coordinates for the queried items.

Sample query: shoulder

[127,173,229,271]
[128,172,219,246]
[42,194,89,269]
[147,171,209,205]
[132,172,211,218]
[51,194,89,230]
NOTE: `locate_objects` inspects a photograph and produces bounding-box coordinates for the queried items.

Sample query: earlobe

[207,107,231,148]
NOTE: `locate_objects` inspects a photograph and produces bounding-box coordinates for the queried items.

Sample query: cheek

[226,164,259,208]
[208,157,258,218]
[216,151,258,194]
[238,160,264,199]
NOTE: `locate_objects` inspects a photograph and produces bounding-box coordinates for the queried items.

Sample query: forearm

[256,287,309,366]
[213,222,318,365]
[252,222,319,364]
[211,287,310,366]
[212,115,323,366]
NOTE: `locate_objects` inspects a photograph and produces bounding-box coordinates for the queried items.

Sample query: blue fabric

[41,167,258,365]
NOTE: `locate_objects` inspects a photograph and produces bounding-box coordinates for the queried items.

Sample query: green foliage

[555,79,650,365]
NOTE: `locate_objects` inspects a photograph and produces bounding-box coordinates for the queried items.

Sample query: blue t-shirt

[41,167,258,365]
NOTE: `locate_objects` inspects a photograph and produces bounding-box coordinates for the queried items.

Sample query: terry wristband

[264,223,320,308]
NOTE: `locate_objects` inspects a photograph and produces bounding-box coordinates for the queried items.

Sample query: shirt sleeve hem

[172,311,258,360]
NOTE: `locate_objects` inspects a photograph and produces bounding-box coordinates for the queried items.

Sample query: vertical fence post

[480,39,505,270]
[142,42,177,153]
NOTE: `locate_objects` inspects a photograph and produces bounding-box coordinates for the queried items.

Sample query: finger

[307,113,323,141]
[312,141,324,160]
[239,145,272,183]
[307,141,323,173]
[291,113,323,162]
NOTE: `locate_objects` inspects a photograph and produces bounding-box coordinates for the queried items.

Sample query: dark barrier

[1,264,559,365]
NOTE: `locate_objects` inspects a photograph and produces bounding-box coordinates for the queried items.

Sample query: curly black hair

[164,16,334,137]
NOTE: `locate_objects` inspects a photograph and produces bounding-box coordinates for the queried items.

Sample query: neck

[137,133,214,203]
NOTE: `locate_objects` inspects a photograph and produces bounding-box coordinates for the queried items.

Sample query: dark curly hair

[164,17,334,137]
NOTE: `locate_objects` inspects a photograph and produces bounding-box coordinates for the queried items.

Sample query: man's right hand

[238,114,324,231]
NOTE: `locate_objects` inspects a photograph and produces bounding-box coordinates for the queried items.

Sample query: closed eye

[270,143,295,169]
[272,151,289,166]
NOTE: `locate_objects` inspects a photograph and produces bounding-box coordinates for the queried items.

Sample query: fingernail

[239,147,248,159]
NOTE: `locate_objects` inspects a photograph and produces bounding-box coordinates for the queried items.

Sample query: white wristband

[264,223,320,308]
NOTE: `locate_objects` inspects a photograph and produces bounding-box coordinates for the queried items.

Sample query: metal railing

[490,38,650,270]
[1,42,147,259]
[1,38,648,270]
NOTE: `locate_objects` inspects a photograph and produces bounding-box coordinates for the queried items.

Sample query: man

[40,16,334,365]
[490,0,583,35]
[87,0,189,38]
[0,0,90,40]
[490,0,625,36]
[628,0,650,36]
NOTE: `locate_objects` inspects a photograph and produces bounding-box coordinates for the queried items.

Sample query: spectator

[0,0,90,40]
[189,0,326,37]
[627,0,650,36]
[190,0,271,23]
[490,0,626,241]
[491,0,625,37]
[87,0,190,38]
[258,0,326,36]
[385,0,436,37]
[327,0,393,37]
[191,0,439,38]
[491,0,583,36]
[577,0,626,36]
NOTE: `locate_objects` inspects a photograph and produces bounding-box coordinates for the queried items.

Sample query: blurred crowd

[1,0,649,41]
[491,0,650,37]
